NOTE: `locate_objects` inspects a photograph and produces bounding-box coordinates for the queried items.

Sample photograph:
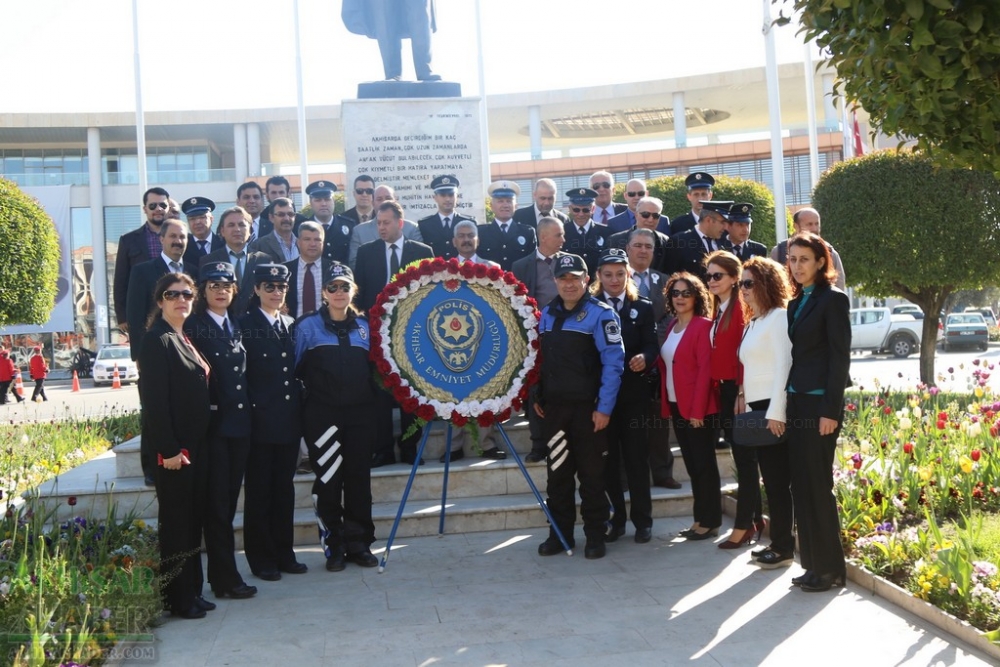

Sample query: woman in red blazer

[657,272,720,539]
[705,251,762,549]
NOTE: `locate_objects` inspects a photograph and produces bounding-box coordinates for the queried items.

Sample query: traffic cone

[13,371,24,400]
[71,370,81,392]
[111,364,121,390]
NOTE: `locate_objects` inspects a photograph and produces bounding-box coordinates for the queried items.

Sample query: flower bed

[838,360,1000,644]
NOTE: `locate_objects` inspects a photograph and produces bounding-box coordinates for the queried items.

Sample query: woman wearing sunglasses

[182,262,257,601]
[239,264,308,582]
[293,262,379,572]
[737,257,794,570]
[704,251,763,550]
[785,233,851,592]
[138,272,213,619]
[657,272,720,540]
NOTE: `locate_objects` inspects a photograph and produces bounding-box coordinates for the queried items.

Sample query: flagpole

[803,40,820,189]
[294,0,309,187]
[132,0,147,194]
[763,0,788,243]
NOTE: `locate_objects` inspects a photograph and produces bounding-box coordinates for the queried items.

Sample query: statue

[342,0,441,82]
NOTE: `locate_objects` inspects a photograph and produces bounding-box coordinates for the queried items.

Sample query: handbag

[732,409,786,447]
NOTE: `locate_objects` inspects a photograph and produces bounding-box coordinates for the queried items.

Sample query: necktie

[197,240,207,254]
[443,216,451,229]
[389,243,400,275]
[222,318,231,338]
[169,261,181,273]
[302,262,316,314]
[610,296,621,312]
[704,236,713,253]
[273,319,286,339]
[712,308,722,342]
[733,244,742,260]
[637,271,650,298]
[500,223,509,235]
[232,252,245,282]
[601,209,608,224]
[544,256,552,266]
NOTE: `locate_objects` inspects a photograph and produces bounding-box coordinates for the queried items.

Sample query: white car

[93,345,139,386]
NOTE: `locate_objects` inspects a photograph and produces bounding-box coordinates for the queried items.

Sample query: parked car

[963,307,998,328]
[850,308,923,358]
[943,313,989,352]
[892,304,923,319]
[92,345,139,386]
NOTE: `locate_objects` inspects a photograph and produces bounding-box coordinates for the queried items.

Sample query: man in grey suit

[200,207,271,317]
[511,216,565,463]
[626,228,680,490]
[348,184,423,269]
[251,198,299,264]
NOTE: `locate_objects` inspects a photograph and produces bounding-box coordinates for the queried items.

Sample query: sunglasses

[272,211,295,219]
[571,206,591,213]
[261,283,288,293]
[669,289,694,298]
[324,283,352,293]
[207,281,234,291]
[592,181,612,189]
[162,290,194,301]
[147,202,168,210]
[627,190,646,197]
[738,280,756,290]
[355,188,375,195]
[638,211,659,219]
[706,272,727,283]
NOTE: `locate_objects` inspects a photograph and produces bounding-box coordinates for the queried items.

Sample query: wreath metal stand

[377,420,574,572]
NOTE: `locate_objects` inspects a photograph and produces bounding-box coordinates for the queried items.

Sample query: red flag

[852,110,865,156]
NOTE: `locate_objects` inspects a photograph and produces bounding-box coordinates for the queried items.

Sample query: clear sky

[1,0,815,113]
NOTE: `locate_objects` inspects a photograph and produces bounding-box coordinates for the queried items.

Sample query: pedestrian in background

[29,346,48,402]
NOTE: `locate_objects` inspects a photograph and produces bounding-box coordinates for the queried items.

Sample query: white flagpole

[294,0,309,187]
[132,0,147,194]
[763,0,788,243]
[803,41,820,189]
[475,0,491,195]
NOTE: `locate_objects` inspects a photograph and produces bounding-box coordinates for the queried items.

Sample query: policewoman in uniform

[183,262,257,600]
[139,272,213,619]
[239,264,308,581]
[590,248,657,544]
[293,262,379,572]
[533,253,625,560]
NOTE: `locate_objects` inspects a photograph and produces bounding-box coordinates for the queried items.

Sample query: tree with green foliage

[0,179,60,327]
[813,151,1000,384]
[780,0,1000,174]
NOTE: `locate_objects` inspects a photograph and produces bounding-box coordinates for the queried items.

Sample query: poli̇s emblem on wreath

[427,300,484,373]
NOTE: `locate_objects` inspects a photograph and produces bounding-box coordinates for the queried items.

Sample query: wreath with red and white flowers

[368,257,540,428]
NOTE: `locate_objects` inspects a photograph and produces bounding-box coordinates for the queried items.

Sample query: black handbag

[732,409,786,447]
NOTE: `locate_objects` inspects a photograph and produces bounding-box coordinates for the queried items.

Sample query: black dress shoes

[254,569,282,582]
[173,604,206,620]
[537,537,572,556]
[279,561,308,575]
[213,583,257,599]
[800,572,845,592]
[481,447,507,460]
[584,541,606,560]
[685,528,719,541]
[791,571,816,587]
[143,474,156,487]
[194,596,216,611]
[634,527,652,544]
[439,449,464,463]
[371,452,396,468]
[524,450,547,463]
[654,478,682,489]
[400,451,424,466]
[346,551,379,568]
[326,554,346,572]
[605,525,625,543]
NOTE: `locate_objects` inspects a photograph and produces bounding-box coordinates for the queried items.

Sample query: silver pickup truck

[850,307,923,358]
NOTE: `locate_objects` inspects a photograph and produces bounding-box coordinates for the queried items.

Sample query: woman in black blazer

[785,233,851,592]
[138,272,213,619]
[183,262,257,600]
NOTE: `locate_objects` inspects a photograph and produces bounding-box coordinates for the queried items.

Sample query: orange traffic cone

[13,371,24,400]
[111,364,121,390]
[71,370,81,392]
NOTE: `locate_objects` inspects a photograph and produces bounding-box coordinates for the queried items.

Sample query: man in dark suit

[251,198,300,264]
[417,175,475,259]
[181,196,222,267]
[607,178,671,235]
[355,201,434,466]
[512,178,570,228]
[561,187,613,280]
[237,182,271,243]
[724,203,768,262]
[339,174,376,226]
[261,176,307,231]
[283,221,328,319]
[348,185,423,268]
[609,196,671,274]
[669,172,716,236]
[665,200,732,281]
[113,186,170,333]
[200,207,271,317]
[478,181,537,271]
[590,170,628,225]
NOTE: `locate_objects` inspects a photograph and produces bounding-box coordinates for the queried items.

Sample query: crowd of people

[114,169,851,619]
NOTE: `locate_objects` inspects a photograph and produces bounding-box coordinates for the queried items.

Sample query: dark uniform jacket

[293,309,377,415]
[477,220,537,271]
[561,221,613,280]
[183,232,222,268]
[238,307,302,445]
[665,228,720,281]
[597,294,658,406]
[669,212,697,236]
[184,311,252,439]
[417,212,475,260]
[729,239,768,262]
[200,247,271,317]
[786,284,852,421]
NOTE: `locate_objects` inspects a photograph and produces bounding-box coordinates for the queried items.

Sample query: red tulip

[903,442,914,455]
[68,496,77,506]
[883,406,892,415]
[972,449,982,462]
[937,420,947,430]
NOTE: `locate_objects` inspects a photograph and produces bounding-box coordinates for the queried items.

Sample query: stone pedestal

[342,97,486,222]
[357,80,461,99]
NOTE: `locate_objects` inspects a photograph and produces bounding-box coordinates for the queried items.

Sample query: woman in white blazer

[736,257,794,570]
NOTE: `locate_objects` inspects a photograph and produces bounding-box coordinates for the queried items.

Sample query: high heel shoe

[800,571,845,592]
[685,527,719,541]
[753,518,767,542]
[718,528,755,550]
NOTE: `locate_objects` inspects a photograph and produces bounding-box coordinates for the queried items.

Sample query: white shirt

[206,309,228,332]
[711,298,730,346]
[593,204,615,224]
[275,233,299,262]
[459,254,486,264]
[384,239,402,281]
[160,251,183,272]
[660,328,685,402]
[738,307,792,423]
[696,228,716,252]
[571,220,592,235]
[258,307,279,327]
[295,257,322,318]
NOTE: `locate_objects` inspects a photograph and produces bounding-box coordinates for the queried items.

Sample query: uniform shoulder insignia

[603,319,622,344]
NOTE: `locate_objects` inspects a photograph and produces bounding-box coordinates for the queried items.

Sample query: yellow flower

[133,519,146,529]
[923,392,931,401]
[959,456,974,474]
[975,387,985,398]
[919,467,932,482]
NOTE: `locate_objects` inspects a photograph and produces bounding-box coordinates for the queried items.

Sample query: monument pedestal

[357,80,462,99]
[342,96,486,222]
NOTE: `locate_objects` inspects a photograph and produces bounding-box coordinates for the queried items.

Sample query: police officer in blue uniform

[533,253,625,560]
[238,263,308,581]
[294,262,379,572]
[478,180,537,270]
[305,180,354,266]
[183,261,258,600]
[562,187,614,281]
